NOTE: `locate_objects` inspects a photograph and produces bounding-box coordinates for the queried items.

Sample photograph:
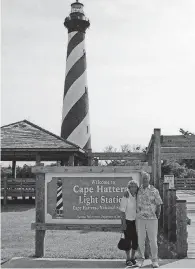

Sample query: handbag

[117,233,130,251]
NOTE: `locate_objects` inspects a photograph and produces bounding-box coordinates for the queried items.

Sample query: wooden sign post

[35,173,45,257]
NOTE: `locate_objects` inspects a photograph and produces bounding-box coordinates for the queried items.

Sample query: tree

[120,144,146,153]
[162,160,195,178]
[179,128,195,137]
[1,162,58,178]
[104,145,117,153]
[103,145,122,166]
[16,164,34,178]
[103,143,146,166]
[1,166,12,178]
[179,128,195,170]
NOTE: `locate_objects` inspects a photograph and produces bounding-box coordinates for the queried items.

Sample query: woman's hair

[127,179,139,188]
[124,179,139,198]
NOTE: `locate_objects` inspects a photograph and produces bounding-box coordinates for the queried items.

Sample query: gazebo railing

[1,177,36,205]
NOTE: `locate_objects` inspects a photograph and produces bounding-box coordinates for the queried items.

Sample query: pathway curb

[1,259,10,265]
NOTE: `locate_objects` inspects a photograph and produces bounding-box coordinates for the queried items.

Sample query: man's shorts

[124,219,138,251]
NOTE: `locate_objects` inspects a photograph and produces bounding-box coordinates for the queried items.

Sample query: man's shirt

[137,185,163,220]
[119,191,136,221]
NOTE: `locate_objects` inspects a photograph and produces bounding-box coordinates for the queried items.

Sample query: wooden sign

[161,135,195,147]
[164,175,175,189]
[45,169,141,224]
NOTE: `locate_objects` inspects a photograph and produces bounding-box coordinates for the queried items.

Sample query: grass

[1,203,126,260]
[1,202,178,260]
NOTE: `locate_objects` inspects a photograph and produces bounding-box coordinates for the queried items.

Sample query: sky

[1,0,195,152]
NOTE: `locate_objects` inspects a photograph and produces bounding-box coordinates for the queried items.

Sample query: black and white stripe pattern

[61,30,91,150]
[56,179,63,216]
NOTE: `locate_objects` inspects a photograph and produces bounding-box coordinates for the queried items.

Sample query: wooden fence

[161,182,188,258]
[1,177,194,207]
[174,178,195,190]
[1,177,36,205]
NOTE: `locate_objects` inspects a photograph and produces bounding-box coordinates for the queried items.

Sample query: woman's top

[119,191,136,221]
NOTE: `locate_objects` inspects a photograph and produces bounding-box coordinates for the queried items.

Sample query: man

[136,172,163,268]
[119,179,139,267]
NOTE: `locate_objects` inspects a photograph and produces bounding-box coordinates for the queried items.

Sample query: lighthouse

[61,0,91,151]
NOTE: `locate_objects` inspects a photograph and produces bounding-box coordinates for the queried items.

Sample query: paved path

[177,190,195,258]
[2,258,195,268]
[160,258,195,268]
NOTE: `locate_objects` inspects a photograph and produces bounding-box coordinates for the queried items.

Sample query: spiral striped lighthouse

[56,179,63,217]
[61,0,91,151]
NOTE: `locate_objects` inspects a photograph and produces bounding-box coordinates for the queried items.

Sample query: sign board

[45,170,141,224]
[164,175,175,189]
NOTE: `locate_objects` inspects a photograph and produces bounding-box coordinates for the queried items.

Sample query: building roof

[1,120,84,152]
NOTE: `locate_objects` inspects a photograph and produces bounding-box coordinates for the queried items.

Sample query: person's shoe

[152,262,159,268]
[137,259,144,267]
[126,259,133,267]
[130,259,137,266]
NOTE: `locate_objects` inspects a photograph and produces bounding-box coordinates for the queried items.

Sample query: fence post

[35,172,45,257]
[176,200,188,258]
[3,177,7,206]
[167,189,177,242]
[163,183,169,236]
[147,153,153,185]
[152,129,161,190]
[159,179,163,228]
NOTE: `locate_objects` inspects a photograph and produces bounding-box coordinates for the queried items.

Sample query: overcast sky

[1,0,195,151]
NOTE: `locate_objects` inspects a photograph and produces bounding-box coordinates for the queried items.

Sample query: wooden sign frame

[31,165,150,257]
[44,171,141,225]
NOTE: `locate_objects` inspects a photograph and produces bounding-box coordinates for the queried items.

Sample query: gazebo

[1,120,88,178]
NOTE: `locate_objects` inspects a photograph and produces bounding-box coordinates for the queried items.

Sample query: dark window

[87,126,89,133]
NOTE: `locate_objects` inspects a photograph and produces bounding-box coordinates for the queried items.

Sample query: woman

[119,179,139,267]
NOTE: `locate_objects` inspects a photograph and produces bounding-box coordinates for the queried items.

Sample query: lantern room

[71,1,84,14]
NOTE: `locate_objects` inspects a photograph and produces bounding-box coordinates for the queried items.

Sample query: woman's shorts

[124,219,138,251]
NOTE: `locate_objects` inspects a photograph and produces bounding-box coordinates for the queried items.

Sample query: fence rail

[1,177,36,204]
[175,178,195,190]
[1,177,195,205]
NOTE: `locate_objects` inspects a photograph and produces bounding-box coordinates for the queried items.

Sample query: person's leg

[130,220,138,263]
[136,219,147,260]
[125,250,131,261]
[146,220,158,263]
[131,249,136,259]
[124,222,132,266]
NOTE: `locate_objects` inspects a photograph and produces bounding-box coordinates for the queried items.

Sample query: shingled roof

[1,120,84,152]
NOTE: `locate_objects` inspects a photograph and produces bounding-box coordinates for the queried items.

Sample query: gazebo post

[36,153,41,165]
[11,160,17,200]
[33,153,41,201]
[12,160,16,179]
[68,154,75,166]
[87,149,92,166]
[94,158,99,166]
